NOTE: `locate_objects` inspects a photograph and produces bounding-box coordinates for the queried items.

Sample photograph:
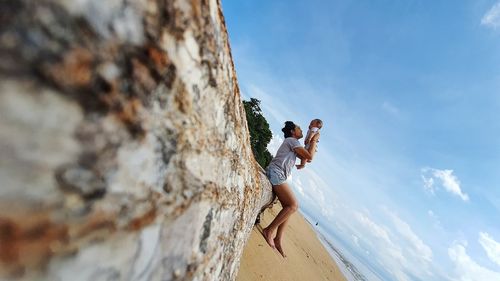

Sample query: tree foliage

[243,98,273,168]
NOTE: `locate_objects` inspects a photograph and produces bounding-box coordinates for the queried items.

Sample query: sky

[222,1,500,280]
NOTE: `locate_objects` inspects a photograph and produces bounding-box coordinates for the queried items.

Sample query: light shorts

[266,166,287,186]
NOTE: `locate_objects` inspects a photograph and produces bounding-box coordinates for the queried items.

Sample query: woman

[263,121,319,257]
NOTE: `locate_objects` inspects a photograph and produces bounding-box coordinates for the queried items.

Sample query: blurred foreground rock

[0,0,273,280]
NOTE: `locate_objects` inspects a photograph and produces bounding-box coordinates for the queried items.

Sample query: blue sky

[222,1,500,280]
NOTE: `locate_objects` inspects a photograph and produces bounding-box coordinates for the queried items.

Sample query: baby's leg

[307,146,317,163]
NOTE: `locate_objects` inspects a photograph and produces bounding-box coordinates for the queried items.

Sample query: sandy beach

[237,203,347,281]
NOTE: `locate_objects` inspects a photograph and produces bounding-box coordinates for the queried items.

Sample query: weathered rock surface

[0,0,273,280]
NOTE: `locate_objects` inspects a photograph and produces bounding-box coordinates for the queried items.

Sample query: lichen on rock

[0,0,273,280]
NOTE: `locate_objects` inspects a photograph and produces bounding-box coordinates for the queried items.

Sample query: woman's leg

[274,218,290,257]
[262,183,298,255]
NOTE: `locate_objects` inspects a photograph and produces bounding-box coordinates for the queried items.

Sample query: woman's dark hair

[282,121,296,138]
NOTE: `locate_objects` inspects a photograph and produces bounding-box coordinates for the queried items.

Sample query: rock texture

[0,0,273,280]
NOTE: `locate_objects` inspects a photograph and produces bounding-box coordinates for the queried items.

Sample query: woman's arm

[294,134,319,161]
[294,146,312,160]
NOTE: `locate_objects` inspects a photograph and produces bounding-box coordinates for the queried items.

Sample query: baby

[296,119,323,170]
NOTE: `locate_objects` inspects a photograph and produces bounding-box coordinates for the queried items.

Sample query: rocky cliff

[0,0,273,280]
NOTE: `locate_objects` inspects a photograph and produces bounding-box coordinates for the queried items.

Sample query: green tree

[243,98,273,168]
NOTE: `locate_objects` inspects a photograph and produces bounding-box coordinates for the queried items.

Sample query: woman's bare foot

[274,237,286,258]
[262,227,276,249]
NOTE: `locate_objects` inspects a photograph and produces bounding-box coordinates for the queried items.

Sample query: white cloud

[481,2,500,29]
[387,210,433,263]
[244,83,296,125]
[266,134,337,230]
[304,169,336,216]
[433,169,469,201]
[448,241,500,281]
[306,177,332,217]
[479,232,500,267]
[355,211,393,245]
[267,133,284,156]
[428,210,443,230]
[352,211,412,281]
[352,234,360,247]
[348,207,446,280]
[422,175,435,194]
[421,168,469,201]
[317,200,459,281]
[292,176,305,197]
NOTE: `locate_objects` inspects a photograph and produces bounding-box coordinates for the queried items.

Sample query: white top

[268,137,302,179]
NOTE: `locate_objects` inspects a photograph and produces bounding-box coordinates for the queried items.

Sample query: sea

[302,212,384,281]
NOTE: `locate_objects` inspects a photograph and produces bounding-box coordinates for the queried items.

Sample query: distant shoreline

[315,230,365,281]
[301,212,368,281]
